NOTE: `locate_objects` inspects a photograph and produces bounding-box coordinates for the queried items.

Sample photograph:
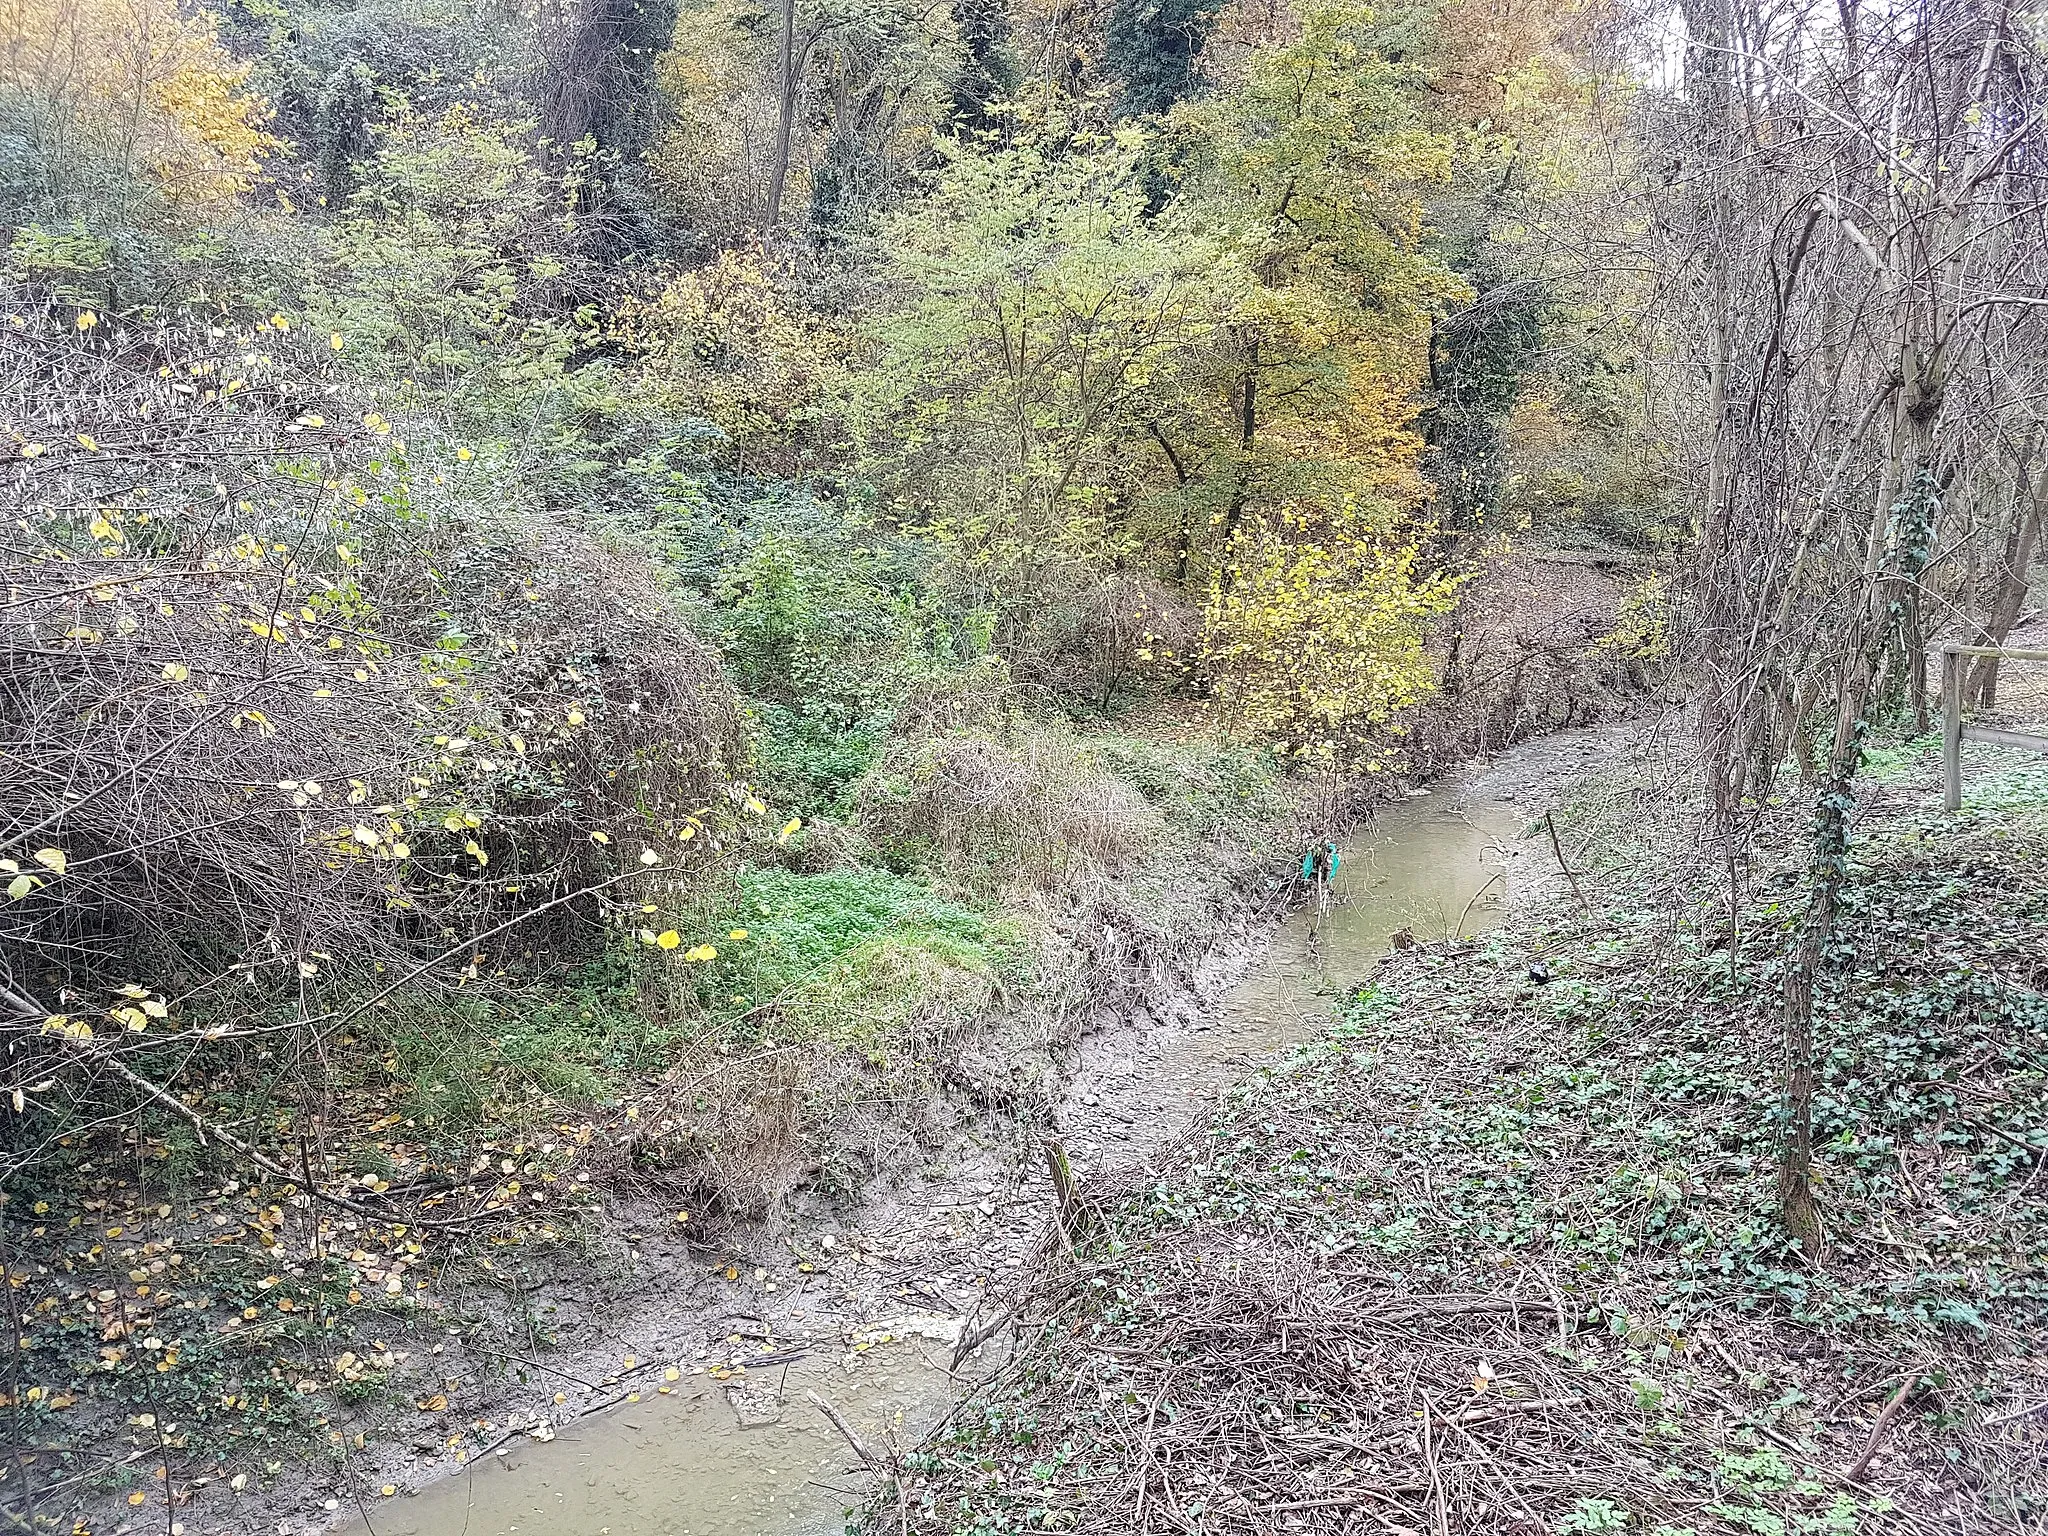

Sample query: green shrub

[749,699,885,815]
[1088,735,1285,837]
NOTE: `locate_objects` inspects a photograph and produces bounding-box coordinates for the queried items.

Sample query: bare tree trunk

[1775,650,1873,1257]
[1968,457,2046,707]
[766,0,798,227]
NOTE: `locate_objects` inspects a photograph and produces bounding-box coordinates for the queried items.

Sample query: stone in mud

[725,1380,784,1427]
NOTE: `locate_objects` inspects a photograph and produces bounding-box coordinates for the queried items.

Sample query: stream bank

[335,725,1635,1536]
[881,723,2048,1536]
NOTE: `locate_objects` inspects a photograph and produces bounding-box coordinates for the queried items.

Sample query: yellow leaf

[778,817,802,841]
[76,433,98,451]
[728,929,748,941]
[655,930,682,950]
[456,446,473,462]
[32,848,64,875]
[331,332,345,351]
[78,311,98,331]
[7,874,33,900]
[684,944,718,963]
[20,442,44,458]
[162,661,190,682]
[589,830,611,845]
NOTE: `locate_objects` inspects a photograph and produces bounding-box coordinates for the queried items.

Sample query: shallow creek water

[347,732,1617,1536]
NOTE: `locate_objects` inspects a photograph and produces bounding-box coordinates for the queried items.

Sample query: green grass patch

[378,946,661,1128]
[702,865,1027,1057]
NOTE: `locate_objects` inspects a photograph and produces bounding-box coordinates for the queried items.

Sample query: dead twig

[1841,1377,1916,1483]
[807,1388,881,1471]
[1545,811,1589,909]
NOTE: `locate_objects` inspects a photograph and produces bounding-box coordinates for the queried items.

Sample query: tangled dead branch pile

[0,299,738,1200]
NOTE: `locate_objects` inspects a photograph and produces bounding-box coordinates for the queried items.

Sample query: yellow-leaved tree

[613,247,852,474]
[858,113,1227,623]
[0,0,270,201]
[1163,4,1466,756]
[1204,496,1459,755]
[850,9,1467,752]
[0,0,272,305]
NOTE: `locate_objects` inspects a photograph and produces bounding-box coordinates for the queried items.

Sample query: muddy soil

[320,724,1635,1536]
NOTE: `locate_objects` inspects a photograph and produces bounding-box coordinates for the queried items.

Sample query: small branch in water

[951,1305,1013,1371]
[807,1389,881,1470]
[1454,871,1504,940]
[466,1344,598,1390]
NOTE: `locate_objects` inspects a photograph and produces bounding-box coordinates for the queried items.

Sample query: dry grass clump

[860,728,1167,890]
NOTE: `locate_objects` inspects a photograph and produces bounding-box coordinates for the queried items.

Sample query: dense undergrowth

[0,0,1677,1522]
[889,737,2048,1534]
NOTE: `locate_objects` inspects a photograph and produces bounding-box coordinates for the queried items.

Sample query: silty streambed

[345,732,1619,1536]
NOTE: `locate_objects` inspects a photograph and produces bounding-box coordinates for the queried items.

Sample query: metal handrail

[1941,643,2048,811]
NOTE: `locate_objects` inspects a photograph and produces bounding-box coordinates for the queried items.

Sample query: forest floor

[885,728,2048,1535]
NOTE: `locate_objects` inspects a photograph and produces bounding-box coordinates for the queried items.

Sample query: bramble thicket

[4,0,2045,1528]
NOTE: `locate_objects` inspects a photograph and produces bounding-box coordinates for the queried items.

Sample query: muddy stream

[344,727,1626,1536]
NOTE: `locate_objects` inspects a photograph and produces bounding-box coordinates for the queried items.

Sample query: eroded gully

[341,724,1631,1536]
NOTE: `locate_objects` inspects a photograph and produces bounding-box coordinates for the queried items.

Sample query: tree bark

[766,0,799,227]
[1968,457,2046,707]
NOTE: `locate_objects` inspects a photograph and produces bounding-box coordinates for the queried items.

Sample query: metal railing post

[1942,644,1963,812]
